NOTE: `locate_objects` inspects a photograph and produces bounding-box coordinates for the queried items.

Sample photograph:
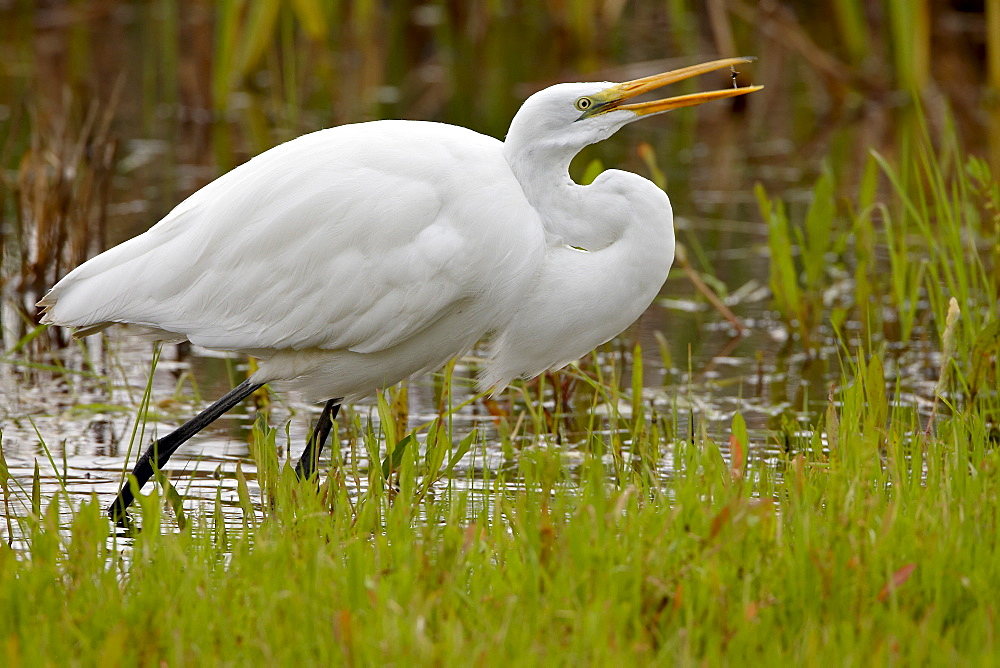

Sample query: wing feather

[41,121,535,355]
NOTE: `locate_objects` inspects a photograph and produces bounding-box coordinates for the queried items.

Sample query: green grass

[3,2,999,661]
[2,361,999,664]
[2,116,999,665]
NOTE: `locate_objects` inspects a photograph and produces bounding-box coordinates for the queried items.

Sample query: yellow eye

[575,97,593,111]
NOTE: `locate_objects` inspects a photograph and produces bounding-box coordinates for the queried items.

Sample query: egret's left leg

[107,378,264,526]
[294,398,341,479]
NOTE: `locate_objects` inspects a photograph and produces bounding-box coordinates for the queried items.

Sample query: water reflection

[0,2,990,533]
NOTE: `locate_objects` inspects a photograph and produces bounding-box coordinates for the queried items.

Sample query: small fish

[730,65,740,89]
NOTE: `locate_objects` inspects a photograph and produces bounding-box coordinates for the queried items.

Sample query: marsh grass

[3,92,999,668]
[2,334,999,664]
[3,2,1000,663]
[3,144,999,658]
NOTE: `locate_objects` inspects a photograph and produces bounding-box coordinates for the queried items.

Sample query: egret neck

[503,82,633,249]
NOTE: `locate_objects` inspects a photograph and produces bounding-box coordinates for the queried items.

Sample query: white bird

[38,57,760,524]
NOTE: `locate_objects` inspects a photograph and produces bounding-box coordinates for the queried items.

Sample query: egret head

[505,57,762,165]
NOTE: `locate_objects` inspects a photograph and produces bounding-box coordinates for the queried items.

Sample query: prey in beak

[578,56,763,121]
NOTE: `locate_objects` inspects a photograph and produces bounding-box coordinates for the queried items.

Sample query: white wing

[41,120,541,355]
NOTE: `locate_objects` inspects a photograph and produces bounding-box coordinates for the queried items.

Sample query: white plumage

[38,58,760,522]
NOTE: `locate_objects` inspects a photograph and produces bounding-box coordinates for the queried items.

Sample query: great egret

[38,57,760,523]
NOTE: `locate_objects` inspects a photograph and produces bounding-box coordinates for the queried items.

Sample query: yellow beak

[586,57,763,119]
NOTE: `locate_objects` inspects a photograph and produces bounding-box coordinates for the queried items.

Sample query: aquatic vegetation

[1,0,999,663]
[2,328,999,663]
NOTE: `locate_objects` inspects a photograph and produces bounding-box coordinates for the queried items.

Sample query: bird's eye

[575,97,593,111]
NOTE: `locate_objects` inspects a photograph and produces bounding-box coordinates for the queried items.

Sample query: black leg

[108,378,264,525]
[294,398,342,479]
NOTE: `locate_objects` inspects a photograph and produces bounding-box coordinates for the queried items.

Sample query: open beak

[585,57,763,120]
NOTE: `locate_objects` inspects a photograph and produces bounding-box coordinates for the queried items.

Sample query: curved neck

[479,175,675,391]
[504,137,626,249]
[504,135,577,208]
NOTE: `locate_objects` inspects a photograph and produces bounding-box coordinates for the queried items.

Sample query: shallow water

[0,2,988,535]
[0,236,939,543]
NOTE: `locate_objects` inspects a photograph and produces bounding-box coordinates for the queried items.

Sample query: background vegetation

[0,0,997,663]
